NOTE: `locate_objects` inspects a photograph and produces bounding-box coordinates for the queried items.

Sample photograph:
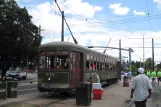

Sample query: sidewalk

[47,80,133,107]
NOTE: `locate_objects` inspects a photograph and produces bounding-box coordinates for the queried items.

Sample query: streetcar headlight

[48,77,50,81]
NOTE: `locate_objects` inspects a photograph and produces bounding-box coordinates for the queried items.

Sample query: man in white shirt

[130,67,152,107]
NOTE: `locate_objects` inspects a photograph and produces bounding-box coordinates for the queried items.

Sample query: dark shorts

[152,78,155,81]
[158,77,161,81]
[135,99,147,107]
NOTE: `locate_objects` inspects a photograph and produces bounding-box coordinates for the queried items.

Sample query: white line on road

[18,88,37,92]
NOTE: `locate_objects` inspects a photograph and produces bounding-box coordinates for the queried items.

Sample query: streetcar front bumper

[37,83,75,93]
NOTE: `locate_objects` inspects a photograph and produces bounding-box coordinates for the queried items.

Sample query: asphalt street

[17,83,38,95]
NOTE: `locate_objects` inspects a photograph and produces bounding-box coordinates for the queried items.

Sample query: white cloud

[109,3,130,16]
[17,0,161,63]
[154,0,161,10]
[62,0,102,18]
[133,10,145,16]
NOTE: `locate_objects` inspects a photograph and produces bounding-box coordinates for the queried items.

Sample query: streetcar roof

[40,41,119,61]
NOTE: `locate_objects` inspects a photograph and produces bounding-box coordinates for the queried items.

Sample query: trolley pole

[152,38,154,71]
[119,39,121,63]
[61,11,64,42]
[39,25,41,35]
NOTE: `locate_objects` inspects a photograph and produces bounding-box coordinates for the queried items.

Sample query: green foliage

[122,57,159,72]
[144,58,153,70]
[0,0,42,70]
[131,65,137,72]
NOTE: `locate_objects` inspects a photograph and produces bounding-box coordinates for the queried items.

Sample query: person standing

[157,70,161,86]
[151,71,157,84]
[146,70,151,79]
[130,67,152,107]
[128,71,132,81]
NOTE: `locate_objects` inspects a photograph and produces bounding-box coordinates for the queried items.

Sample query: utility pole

[128,35,151,68]
[140,57,141,67]
[152,38,154,71]
[119,39,121,63]
[129,48,132,71]
[119,39,122,81]
[61,11,64,41]
[143,35,145,68]
[26,49,29,83]
[25,13,28,83]
[55,0,78,44]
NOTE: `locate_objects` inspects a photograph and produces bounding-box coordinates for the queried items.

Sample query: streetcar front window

[39,51,69,70]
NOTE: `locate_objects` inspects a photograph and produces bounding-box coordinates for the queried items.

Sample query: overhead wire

[39,0,160,29]
[93,14,161,24]
[145,0,152,35]
[56,0,161,25]
[54,0,78,44]
[40,0,160,50]
[56,0,114,43]
[41,0,61,16]
[55,0,161,48]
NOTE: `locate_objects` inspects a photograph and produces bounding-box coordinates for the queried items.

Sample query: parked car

[6,71,26,80]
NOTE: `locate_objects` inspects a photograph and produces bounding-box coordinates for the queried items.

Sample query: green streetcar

[37,41,121,95]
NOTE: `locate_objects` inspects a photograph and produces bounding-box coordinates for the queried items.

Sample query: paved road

[17,83,38,95]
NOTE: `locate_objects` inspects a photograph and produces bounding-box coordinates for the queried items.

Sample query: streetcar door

[70,52,83,88]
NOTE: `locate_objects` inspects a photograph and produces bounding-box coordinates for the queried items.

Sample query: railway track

[0,92,75,107]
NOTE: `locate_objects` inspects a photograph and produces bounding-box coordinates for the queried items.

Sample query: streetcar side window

[39,56,45,68]
[97,62,100,71]
[100,63,102,71]
[93,62,96,71]
[86,61,89,70]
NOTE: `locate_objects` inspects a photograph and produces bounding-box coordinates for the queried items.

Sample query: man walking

[128,71,132,81]
[130,67,152,107]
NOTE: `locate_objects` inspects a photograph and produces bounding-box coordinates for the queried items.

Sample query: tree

[0,0,42,79]
[131,65,137,73]
[156,62,161,70]
[144,58,154,70]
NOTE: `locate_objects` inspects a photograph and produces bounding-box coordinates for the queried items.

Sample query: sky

[15,0,161,63]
